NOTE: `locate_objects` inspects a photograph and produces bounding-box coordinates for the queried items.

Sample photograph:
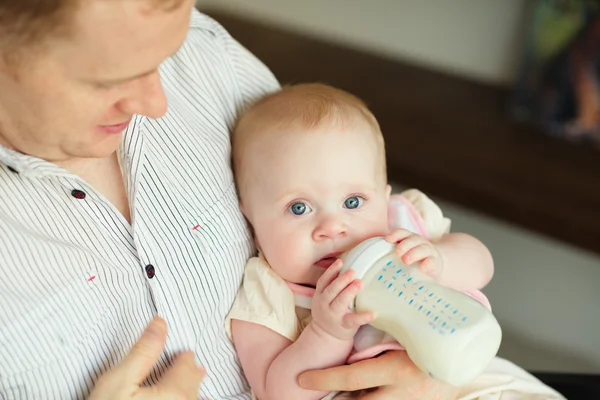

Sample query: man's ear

[0,49,20,80]
[386,184,392,202]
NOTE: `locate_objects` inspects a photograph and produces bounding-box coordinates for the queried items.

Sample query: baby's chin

[283,267,326,288]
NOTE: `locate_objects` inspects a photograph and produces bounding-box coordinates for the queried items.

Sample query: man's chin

[77,134,123,159]
[48,140,122,170]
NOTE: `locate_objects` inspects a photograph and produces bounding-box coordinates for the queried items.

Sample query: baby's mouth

[314,252,342,268]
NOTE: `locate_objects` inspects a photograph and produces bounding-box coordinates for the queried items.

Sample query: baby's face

[240,122,390,286]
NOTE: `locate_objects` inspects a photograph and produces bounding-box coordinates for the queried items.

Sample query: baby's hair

[232,83,386,199]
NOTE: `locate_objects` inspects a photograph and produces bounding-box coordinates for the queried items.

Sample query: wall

[432,193,600,374]
[198,0,530,86]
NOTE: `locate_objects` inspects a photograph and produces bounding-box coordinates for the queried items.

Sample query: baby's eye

[344,196,364,210]
[289,202,312,215]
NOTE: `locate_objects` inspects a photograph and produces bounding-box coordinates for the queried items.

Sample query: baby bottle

[340,237,502,386]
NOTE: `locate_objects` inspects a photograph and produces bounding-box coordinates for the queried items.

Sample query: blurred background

[196,0,600,394]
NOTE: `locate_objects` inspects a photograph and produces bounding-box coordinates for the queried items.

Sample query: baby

[226,83,494,400]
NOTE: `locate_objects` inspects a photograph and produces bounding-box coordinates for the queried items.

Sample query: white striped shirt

[0,10,279,400]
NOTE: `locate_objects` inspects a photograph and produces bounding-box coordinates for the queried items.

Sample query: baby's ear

[239,201,254,223]
[239,202,260,248]
[254,236,262,252]
[386,184,392,202]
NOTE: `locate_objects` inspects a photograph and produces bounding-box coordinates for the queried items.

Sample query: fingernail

[298,375,307,388]
[146,318,165,339]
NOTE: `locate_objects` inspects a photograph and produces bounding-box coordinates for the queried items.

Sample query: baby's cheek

[261,231,298,267]
[359,217,389,240]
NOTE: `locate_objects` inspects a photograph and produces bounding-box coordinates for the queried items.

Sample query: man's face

[0,0,194,163]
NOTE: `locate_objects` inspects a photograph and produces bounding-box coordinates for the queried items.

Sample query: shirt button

[7,166,18,173]
[71,189,87,199]
[145,264,156,279]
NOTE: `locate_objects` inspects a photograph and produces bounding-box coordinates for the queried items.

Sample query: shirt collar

[0,145,66,178]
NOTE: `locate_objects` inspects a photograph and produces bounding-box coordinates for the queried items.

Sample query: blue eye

[344,196,364,209]
[289,202,312,215]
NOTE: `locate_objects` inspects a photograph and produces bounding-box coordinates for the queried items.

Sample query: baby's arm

[231,261,373,400]
[232,319,350,400]
[388,229,493,292]
[433,232,494,291]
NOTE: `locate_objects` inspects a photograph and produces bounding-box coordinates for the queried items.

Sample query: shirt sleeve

[400,189,452,240]
[225,257,301,343]
[225,37,281,113]
[206,11,281,113]
[188,10,281,127]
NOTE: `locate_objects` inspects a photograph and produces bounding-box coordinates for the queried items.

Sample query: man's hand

[89,317,206,400]
[298,350,459,400]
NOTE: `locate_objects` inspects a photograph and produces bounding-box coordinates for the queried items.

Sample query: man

[0,0,459,398]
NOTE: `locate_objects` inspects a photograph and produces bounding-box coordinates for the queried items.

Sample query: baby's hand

[386,229,444,279]
[311,259,374,341]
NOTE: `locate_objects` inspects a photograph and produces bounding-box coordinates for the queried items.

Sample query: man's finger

[299,351,420,391]
[358,386,398,399]
[118,317,168,385]
[153,352,206,398]
[359,377,460,400]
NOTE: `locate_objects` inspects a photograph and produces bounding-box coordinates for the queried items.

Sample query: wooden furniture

[202,9,600,256]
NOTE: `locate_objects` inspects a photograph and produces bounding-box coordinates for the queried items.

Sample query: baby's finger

[321,270,356,303]
[385,229,413,244]
[394,235,426,259]
[342,311,375,329]
[330,279,362,312]
[419,257,442,278]
[315,259,344,293]
[401,243,434,265]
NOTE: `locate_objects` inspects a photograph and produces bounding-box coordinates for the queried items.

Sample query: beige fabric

[458,357,565,400]
[401,189,451,239]
[225,255,311,343]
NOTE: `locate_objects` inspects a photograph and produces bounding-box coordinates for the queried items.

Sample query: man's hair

[0,0,185,54]
[232,83,387,199]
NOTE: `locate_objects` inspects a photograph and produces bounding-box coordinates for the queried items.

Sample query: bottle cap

[340,237,396,280]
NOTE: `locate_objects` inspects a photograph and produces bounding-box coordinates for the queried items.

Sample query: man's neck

[55,155,110,179]
[66,152,131,223]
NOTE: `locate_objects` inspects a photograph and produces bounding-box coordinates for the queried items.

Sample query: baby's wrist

[434,245,448,278]
[310,320,354,344]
